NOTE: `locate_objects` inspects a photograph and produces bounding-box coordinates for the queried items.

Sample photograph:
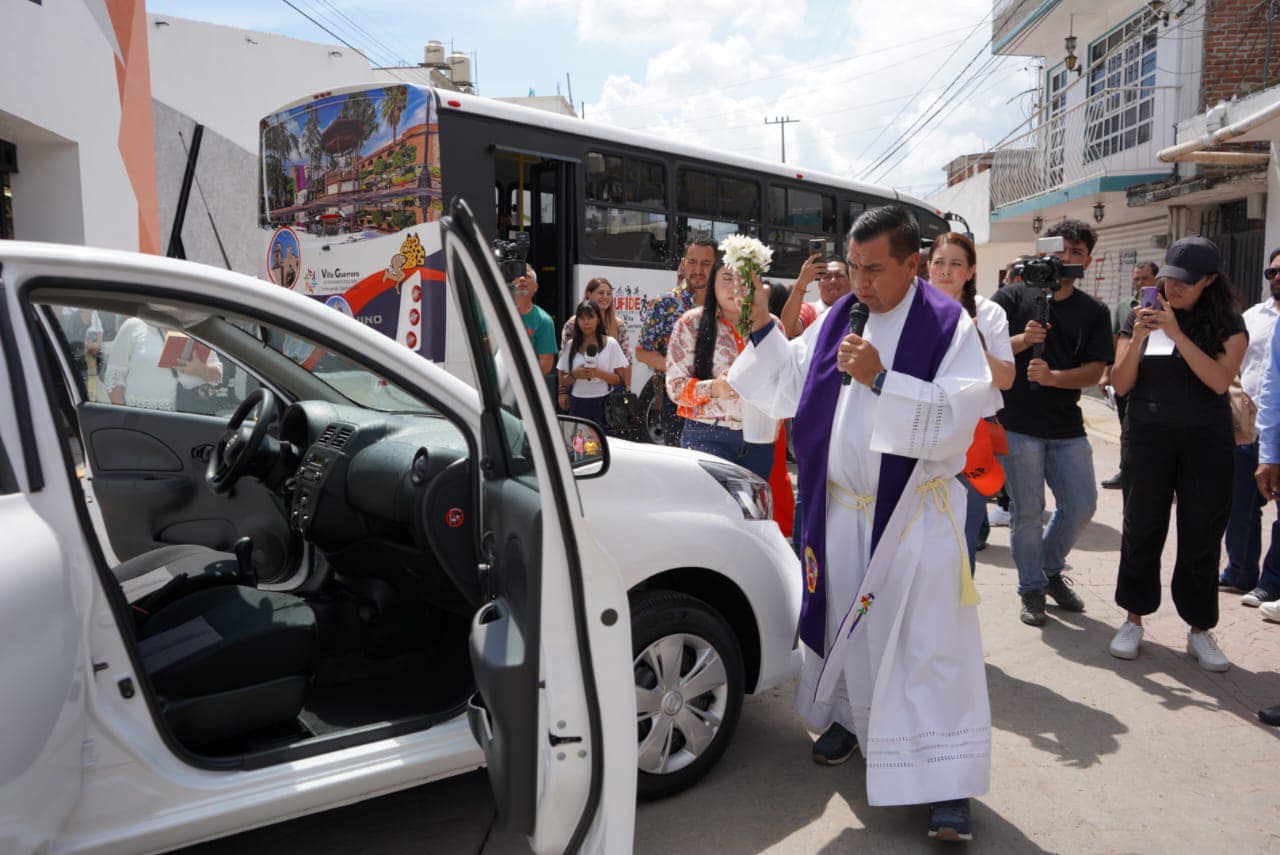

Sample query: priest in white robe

[729,205,992,842]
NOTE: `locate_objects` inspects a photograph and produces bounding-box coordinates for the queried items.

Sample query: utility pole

[765,116,799,163]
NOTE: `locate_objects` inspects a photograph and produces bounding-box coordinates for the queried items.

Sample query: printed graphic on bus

[259,85,445,358]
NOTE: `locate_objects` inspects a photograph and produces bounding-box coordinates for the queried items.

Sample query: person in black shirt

[992,220,1115,628]
[1105,237,1247,671]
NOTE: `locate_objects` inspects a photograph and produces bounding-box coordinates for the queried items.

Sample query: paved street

[178,397,1280,854]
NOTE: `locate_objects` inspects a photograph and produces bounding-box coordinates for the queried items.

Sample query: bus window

[768,185,837,274]
[675,168,760,249]
[583,151,668,265]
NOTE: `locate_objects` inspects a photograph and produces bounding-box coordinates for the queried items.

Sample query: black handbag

[601,388,645,441]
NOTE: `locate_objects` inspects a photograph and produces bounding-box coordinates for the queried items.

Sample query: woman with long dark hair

[558,277,632,409]
[928,232,1014,571]
[1107,237,1248,670]
[666,255,774,479]
[556,300,628,427]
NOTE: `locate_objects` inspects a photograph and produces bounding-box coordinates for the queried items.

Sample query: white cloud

[581,0,1042,197]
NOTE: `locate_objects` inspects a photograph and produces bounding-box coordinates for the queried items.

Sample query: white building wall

[146,15,376,154]
[0,0,136,249]
[927,169,1030,295]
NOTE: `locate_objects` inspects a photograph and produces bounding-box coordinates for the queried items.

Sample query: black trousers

[1117,417,1232,629]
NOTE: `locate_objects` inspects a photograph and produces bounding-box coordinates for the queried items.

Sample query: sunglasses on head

[1266,267,1280,280]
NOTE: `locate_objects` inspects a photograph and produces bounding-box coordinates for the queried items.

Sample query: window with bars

[1085,12,1158,163]
[1046,67,1069,187]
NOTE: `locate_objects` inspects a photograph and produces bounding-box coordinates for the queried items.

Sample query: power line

[615,33,976,134]
[859,45,1005,180]
[309,0,413,67]
[277,0,411,82]
[849,12,995,172]
[598,29,973,116]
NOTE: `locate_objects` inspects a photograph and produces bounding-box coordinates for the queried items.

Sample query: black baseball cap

[1158,236,1221,284]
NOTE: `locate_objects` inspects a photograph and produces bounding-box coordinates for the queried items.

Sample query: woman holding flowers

[666,251,776,479]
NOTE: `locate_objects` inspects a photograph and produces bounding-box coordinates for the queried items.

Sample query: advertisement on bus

[259,85,446,359]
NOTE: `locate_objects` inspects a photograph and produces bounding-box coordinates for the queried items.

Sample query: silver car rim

[634,632,729,775]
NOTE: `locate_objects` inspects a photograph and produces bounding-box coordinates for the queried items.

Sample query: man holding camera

[636,238,716,445]
[992,220,1114,628]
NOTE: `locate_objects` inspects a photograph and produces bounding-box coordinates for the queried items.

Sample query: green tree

[379,86,408,145]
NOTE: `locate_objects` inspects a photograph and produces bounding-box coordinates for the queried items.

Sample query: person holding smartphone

[1098,262,1160,489]
[1107,237,1247,670]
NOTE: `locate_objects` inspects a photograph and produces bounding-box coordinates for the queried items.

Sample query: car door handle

[191,444,214,463]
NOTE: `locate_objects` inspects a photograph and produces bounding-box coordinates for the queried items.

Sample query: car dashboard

[277,401,480,612]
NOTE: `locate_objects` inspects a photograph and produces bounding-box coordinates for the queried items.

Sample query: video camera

[1020,236,1085,291]
[492,232,531,283]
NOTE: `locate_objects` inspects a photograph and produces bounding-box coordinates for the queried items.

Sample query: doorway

[493,151,575,328]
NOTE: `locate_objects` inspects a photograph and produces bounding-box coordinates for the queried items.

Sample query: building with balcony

[987,0,1214,313]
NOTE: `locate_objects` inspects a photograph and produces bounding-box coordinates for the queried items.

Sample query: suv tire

[631,589,745,801]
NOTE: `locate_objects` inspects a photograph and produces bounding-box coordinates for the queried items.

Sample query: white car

[0,201,800,854]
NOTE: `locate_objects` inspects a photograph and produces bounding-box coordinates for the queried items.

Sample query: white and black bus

[259,84,949,405]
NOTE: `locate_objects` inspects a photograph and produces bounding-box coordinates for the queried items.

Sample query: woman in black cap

[1107,236,1247,671]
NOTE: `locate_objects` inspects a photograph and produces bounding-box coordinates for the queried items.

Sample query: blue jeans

[1003,431,1098,595]
[1222,442,1269,590]
[680,419,774,480]
[961,476,985,576]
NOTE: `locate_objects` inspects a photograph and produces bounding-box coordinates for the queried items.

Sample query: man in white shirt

[1221,247,1280,606]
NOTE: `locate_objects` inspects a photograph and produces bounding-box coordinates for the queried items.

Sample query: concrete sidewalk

[180,405,1280,854]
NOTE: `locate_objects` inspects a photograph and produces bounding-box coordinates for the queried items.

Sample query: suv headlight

[699,459,773,521]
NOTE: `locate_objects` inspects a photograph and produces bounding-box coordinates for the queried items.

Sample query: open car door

[0,279,92,852]
[441,199,636,854]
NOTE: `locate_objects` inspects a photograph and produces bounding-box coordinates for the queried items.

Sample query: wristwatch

[870,369,887,396]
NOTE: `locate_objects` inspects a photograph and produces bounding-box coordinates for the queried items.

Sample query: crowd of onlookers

[519,219,1280,726]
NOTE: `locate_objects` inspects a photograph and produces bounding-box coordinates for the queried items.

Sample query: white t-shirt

[1241,299,1280,401]
[974,294,1013,417]
[557,337,627,399]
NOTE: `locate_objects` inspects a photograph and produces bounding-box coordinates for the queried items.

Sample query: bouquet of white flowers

[718,234,773,337]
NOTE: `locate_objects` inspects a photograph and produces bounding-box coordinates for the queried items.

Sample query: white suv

[0,201,800,854]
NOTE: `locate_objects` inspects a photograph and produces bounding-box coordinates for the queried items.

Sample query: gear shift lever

[233,536,258,588]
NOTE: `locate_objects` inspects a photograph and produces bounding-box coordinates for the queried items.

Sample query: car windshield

[253,325,436,414]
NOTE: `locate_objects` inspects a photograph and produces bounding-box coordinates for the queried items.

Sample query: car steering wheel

[206,388,278,495]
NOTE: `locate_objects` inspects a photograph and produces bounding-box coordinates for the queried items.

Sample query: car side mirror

[557,415,609,479]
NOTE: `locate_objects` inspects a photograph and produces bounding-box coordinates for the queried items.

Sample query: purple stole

[792,280,962,656]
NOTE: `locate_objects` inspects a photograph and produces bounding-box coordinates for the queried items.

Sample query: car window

[0,437,16,495]
[446,243,536,479]
[47,305,256,418]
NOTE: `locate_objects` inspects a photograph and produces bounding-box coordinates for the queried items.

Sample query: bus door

[530,160,574,326]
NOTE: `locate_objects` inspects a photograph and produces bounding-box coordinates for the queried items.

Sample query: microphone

[841,302,870,386]
[584,343,598,372]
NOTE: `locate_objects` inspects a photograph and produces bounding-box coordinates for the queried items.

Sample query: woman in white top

[928,232,1014,570]
[558,278,633,410]
[557,301,627,428]
[103,318,223,411]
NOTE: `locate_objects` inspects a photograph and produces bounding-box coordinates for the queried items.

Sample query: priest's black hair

[849,205,920,263]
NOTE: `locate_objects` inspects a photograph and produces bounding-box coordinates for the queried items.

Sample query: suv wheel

[631,590,745,800]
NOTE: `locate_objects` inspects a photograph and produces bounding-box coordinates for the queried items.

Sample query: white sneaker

[1109,622,1143,659]
[1187,631,1230,672]
[1260,600,1280,623]
[987,506,1011,527]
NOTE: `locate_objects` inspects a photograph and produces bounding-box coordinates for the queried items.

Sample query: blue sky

[148,0,1044,197]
